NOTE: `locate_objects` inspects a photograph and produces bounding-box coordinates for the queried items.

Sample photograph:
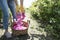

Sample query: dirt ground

[0,12,53,40]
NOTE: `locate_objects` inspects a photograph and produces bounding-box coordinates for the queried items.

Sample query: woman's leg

[8,0,17,21]
[20,0,25,12]
[20,0,24,6]
[0,0,12,38]
[0,0,9,31]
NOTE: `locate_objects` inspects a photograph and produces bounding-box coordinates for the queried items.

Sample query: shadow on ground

[30,34,54,40]
[0,34,30,40]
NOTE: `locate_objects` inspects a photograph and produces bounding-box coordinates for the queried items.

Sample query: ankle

[5,29,8,33]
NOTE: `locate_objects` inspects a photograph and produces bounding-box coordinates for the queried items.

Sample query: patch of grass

[30,27,34,29]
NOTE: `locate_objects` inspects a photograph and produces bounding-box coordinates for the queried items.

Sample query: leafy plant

[29,0,60,39]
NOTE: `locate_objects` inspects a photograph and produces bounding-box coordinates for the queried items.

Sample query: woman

[0,0,24,38]
[15,0,24,12]
[0,0,17,38]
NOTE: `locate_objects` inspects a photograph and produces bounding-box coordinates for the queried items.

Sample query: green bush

[29,0,60,39]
